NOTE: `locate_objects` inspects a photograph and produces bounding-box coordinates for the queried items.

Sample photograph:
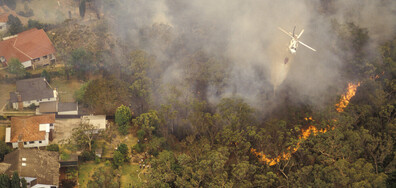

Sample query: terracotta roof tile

[0,13,9,22]
[10,114,55,142]
[0,28,56,63]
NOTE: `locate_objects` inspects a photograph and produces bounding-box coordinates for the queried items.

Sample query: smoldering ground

[98,0,396,114]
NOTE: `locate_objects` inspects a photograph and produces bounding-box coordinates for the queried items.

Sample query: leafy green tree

[136,129,145,141]
[87,162,120,188]
[133,110,160,139]
[146,136,165,156]
[20,178,26,188]
[149,150,178,187]
[113,150,124,168]
[128,50,155,114]
[11,171,20,188]
[0,140,11,161]
[7,14,23,35]
[71,123,97,151]
[66,48,94,80]
[117,143,129,162]
[81,150,95,161]
[115,105,132,135]
[7,58,26,78]
[74,81,89,103]
[41,69,51,83]
[0,174,11,188]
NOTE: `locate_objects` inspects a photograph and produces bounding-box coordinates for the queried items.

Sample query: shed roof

[39,101,57,113]
[58,102,78,112]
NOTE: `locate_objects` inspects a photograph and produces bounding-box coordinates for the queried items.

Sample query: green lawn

[120,163,148,187]
[78,161,105,188]
[0,82,15,111]
[78,161,148,187]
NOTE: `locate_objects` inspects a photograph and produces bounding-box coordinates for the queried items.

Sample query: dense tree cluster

[55,4,395,186]
[140,24,395,187]
[0,172,26,188]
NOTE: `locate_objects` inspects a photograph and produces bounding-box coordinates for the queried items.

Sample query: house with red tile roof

[0,28,56,69]
[5,114,55,148]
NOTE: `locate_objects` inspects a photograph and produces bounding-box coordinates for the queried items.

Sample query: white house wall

[11,136,49,149]
[0,22,6,32]
[58,110,78,115]
[21,60,32,68]
[13,95,57,109]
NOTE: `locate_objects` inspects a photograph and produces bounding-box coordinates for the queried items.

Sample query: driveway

[53,118,81,143]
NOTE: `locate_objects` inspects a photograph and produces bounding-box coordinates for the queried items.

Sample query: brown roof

[3,149,59,186]
[0,28,56,63]
[39,101,57,113]
[10,114,55,142]
[0,13,9,22]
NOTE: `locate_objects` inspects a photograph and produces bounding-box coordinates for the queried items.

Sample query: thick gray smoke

[100,0,396,112]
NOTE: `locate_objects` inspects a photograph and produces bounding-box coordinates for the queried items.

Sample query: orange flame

[335,82,360,112]
[252,83,361,166]
[251,123,330,166]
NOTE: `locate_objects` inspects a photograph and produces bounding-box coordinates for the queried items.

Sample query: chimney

[17,93,23,110]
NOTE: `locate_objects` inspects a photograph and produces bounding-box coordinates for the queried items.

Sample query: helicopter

[278,26,316,54]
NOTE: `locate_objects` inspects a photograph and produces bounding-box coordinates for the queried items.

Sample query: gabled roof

[9,114,55,142]
[10,77,55,102]
[0,28,56,63]
[2,149,59,186]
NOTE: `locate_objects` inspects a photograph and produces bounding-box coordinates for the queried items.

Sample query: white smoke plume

[99,0,396,112]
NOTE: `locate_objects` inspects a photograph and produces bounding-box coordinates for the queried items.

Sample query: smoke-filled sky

[99,0,396,112]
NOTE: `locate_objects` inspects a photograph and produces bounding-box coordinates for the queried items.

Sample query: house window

[29,141,34,144]
[0,26,2,29]
[24,142,27,145]
[43,55,47,59]
[39,141,42,143]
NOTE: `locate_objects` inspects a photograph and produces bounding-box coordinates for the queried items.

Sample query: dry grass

[14,0,70,24]
[120,163,148,187]
[0,126,5,141]
[0,82,15,111]
[50,78,83,102]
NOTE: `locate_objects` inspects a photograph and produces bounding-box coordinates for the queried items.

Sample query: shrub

[47,144,59,152]
[80,150,95,161]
